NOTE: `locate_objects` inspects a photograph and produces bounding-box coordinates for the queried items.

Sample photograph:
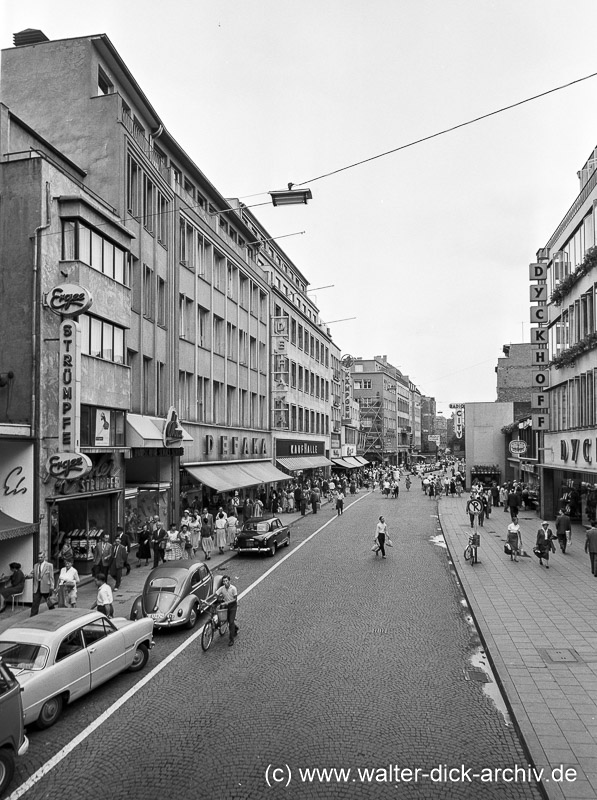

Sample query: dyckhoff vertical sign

[529,262,550,431]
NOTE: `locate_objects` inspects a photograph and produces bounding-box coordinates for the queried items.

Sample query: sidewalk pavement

[0,502,329,636]
[438,494,597,800]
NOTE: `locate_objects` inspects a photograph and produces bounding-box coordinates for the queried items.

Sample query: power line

[295,70,597,186]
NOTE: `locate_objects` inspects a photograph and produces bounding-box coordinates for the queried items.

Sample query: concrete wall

[464,402,514,486]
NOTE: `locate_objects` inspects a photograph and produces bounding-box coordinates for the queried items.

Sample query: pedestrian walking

[507,489,520,521]
[92,532,113,578]
[200,508,214,560]
[374,515,388,559]
[506,517,522,562]
[535,520,555,568]
[92,573,114,617]
[584,520,597,576]
[226,511,238,550]
[405,476,411,491]
[216,575,239,646]
[110,535,129,588]
[29,551,55,617]
[335,489,344,516]
[151,520,167,567]
[215,508,228,553]
[555,509,572,554]
[179,524,193,559]
[136,523,152,566]
[58,558,80,607]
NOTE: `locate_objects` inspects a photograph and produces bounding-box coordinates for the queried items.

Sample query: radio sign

[509,440,527,455]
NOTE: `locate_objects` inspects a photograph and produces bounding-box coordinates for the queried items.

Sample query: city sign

[45,283,93,317]
[509,440,527,455]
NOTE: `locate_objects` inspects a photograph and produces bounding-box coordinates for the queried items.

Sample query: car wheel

[36,695,64,729]
[128,643,149,672]
[0,749,15,796]
[269,540,277,557]
[185,604,198,630]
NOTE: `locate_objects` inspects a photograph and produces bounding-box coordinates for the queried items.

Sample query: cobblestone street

[7,489,541,800]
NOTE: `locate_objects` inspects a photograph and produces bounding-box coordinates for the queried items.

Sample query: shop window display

[51,497,112,574]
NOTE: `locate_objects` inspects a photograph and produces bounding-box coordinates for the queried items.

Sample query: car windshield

[0,641,49,671]
[148,577,178,592]
[244,522,270,533]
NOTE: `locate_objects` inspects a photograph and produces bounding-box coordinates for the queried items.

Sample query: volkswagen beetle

[130,559,220,630]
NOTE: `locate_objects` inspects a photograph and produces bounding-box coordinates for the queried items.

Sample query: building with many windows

[1,28,332,560]
[534,144,597,521]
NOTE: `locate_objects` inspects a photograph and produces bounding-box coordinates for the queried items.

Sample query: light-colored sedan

[0,608,155,728]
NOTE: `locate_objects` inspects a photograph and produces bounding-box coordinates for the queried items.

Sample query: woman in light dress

[58,558,80,607]
[226,511,238,550]
[164,523,183,560]
[214,508,228,554]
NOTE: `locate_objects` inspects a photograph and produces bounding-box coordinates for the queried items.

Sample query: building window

[143,265,154,319]
[61,220,127,286]
[213,316,225,355]
[157,278,166,326]
[198,306,209,349]
[80,314,125,364]
[143,175,155,233]
[126,154,140,216]
[97,67,114,96]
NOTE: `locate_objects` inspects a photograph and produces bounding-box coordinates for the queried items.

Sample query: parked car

[0,609,154,729]
[130,559,219,631]
[0,657,28,795]
[235,516,291,556]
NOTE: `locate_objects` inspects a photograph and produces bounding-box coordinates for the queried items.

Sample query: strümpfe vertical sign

[59,319,82,449]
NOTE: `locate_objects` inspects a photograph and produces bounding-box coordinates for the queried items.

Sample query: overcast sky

[4,0,597,416]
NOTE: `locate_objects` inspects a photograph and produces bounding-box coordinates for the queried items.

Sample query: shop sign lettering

[559,438,595,464]
[46,452,93,480]
[59,320,81,449]
[204,435,267,456]
[46,284,93,316]
[46,455,120,495]
[3,466,27,496]
[163,407,184,447]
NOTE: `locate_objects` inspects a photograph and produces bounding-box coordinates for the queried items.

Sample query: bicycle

[199,597,229,651]
[464,533,480,565]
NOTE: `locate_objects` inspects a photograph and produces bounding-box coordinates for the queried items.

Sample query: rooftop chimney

[13,29,49,47]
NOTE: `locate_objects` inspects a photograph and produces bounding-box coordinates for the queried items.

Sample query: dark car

[0,657,28,795]
[130,559,220,630]
[235,516,290,556]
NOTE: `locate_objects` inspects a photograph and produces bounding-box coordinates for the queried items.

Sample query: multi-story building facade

[496,343,535,403]
[533,144,597,521]
[409,383,422,455]
[1,29,326,560]
[420,395,437,455]
[0,104,133,587]
[395,372,411,466]
[242,209,335,480]
[352,356,399,465]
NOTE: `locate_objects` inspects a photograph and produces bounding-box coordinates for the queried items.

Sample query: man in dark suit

[555,508,572,554]
[585,521,597,576]
[109,535,129,590]
[93,533,113,577]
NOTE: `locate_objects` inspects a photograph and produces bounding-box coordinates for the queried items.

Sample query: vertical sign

[59,319,82,450]
[449,403,464,439]
[271,316,289,430]
[529,262,549,431]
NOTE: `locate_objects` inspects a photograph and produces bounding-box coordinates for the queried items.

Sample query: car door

[52,628,90,702]
[273,519,284,546]
[190,564,212,601]
[81,617,126,689]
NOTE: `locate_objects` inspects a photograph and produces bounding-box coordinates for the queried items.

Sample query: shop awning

[126,414,193,448]
[344,456,364,468]
[276,455,333,471]
[332,457,359,470]
[0,510,38,541]
[184,461,288,493]
[354,456,369,466]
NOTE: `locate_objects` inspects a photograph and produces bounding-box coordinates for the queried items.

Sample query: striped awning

[277,455,333,472]
[185,461,288,493]
[0,511,38,541]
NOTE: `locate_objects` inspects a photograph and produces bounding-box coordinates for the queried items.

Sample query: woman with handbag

[535,520,555,568]
[506,516,522,562]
